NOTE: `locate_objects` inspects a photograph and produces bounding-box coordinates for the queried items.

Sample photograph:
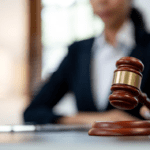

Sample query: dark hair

[130,8,146,31]
[130,7,147,43]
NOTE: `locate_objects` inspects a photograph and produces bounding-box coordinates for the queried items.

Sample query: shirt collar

[93,20,136,52]
[116,20,135,50]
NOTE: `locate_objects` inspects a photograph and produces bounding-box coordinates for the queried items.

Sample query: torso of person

[92,20,136,111]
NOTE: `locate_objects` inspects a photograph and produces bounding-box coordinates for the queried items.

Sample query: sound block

[88,120,150,136]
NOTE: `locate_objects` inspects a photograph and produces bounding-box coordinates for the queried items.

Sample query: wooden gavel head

[109,57,150,110]
[89,57,150,137]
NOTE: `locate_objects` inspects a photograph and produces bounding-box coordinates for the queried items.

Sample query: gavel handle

[138,92,150,110]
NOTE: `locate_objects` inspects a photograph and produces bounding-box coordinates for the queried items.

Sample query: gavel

[109,57,150,110]
[89,57,150,136]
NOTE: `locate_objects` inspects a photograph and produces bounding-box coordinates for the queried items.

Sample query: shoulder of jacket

[68,38,94,53]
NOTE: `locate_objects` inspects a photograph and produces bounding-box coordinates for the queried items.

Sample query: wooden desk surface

[0,131,150,150]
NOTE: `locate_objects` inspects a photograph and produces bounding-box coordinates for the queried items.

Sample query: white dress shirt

[92,20,136,111]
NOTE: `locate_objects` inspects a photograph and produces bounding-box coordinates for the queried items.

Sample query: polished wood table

[0,126,150,150]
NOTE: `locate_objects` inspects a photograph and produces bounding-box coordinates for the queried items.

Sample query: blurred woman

[24,0,150,124]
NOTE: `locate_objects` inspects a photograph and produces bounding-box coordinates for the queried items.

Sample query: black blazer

[24,24,150,124]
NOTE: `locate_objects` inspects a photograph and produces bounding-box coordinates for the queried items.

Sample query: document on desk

[0,124,91,132]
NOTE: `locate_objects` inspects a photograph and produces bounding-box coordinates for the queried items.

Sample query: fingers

[140,106,150,119]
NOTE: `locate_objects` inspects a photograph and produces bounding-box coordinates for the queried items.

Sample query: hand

[140,106,150,119]
[58,109,139,125]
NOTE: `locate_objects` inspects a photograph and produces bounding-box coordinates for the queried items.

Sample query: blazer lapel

[77,38,98,111]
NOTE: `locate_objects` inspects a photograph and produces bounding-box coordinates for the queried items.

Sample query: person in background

[24,0,150,125]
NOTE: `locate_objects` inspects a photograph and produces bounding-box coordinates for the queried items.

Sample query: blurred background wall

[0,0,29,125]
[0,0,29,98]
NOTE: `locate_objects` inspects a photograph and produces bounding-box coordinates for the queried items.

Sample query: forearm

[57,109,139,125]
[24,106,62,124]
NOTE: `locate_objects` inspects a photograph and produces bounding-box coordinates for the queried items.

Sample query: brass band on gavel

[112,71,142,89]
